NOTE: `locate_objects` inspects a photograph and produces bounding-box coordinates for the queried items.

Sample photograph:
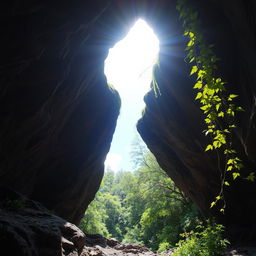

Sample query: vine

[176,0,255,212]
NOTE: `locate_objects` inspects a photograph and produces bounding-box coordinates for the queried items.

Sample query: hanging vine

[176,0,255,212]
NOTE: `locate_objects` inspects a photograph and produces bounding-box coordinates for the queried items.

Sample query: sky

[104,19,159,172]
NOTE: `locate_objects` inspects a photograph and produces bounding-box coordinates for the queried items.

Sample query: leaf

[235,163,244,170]
[232,172,240,180]
[200,105,210,111]
[205,144,213,151]
[190,65,198,75]
[187,39,194,47]
[219,134,226,144]
[197,70,206,79]
[204,118,211,124]
[189,57,195,63]
[236,106,245,112]
[215,103,221,111]
[193,81,202,89]
[224,181,230,186]
[220,208,225,213]
[224,149,236,154]
[213,95,221,102]
[210,201,215,208]
[195,92,203,100]
[213,140,222,148]
[205,129,213,135]
[227,108,235,116]
[218,112,224,117]
[247,172,256,182]
[228,94,238,101]
[189,32,195,38]
[216,196,221,200]
[227,166,233,171]
[227,159,234,165]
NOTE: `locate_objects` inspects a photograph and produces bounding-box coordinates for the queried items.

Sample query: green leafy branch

[176,0,255,212]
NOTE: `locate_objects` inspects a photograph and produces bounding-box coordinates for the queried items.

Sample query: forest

[79,140,228,254]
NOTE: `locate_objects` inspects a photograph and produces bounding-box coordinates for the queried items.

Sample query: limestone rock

[0,187,86,256]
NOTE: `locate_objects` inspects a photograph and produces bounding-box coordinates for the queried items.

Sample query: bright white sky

[104,19,159,172]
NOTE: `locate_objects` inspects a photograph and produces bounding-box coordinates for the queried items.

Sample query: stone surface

[0,195,161,256]
[0,187,255,256]
[0,187,86,256]
[0,0,121,224]
[137,0,256,244]
[225,247,256,256]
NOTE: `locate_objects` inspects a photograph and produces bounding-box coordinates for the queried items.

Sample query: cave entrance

[80,19,199,248]
[104,19,160,171]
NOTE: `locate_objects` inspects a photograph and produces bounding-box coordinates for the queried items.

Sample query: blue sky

[104,19,159,172]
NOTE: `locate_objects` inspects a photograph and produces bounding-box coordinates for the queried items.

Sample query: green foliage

[158,242,171,252]
[246,171,256,182]
[122,225,143,245]
[80,138,200,250]
[172,222,229,256]
[79,191,110,237]
[176,0,254,211]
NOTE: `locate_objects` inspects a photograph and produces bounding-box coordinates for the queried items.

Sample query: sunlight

[104,19,160,171]
[104,153,122,172]
[104,19,159,99]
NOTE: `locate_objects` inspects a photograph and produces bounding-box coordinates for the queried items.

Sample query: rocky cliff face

[0,1,121,224]
[137,0,256,242]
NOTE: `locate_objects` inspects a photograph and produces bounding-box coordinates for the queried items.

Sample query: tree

[80,140,200,251]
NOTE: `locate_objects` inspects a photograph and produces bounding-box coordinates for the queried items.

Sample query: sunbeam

[104,19,160,172]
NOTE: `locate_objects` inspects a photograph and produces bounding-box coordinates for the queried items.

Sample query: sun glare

[104,19,159,97]
[104,19,160,172]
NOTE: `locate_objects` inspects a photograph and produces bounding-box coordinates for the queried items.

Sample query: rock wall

[0,0,121,224]
[137,0,256,242]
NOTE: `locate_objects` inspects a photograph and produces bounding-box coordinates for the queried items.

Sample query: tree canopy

[79,142,200,251]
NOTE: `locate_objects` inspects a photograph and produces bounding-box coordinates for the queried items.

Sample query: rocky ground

[81,235,256,256]
[0,187,256,256]
[82,235,173,256]
[225,247,256,256]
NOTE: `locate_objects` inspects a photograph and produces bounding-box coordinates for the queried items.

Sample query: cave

[1,0,256,255]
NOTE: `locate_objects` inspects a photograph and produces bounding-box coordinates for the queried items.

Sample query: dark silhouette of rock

[0,0,121,224]
[0,188,161,256]
[106,238,120,247]
[226,247,256,256]
[0,187,86,256]
[85,234,107,248]
[137,0,256,244]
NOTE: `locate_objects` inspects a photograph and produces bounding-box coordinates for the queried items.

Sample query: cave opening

[79,18,199,250]
[104,18,160,172]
